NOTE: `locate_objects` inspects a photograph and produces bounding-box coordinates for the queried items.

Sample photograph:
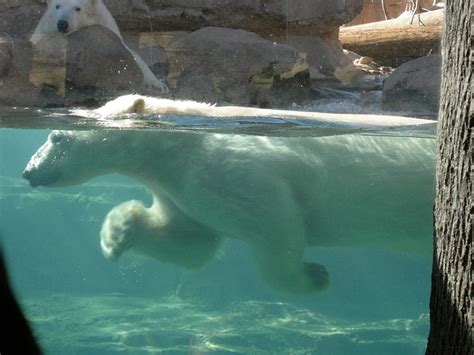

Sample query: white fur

[23,130,436,294]
[87,94,437,128]
[31,0,168,92]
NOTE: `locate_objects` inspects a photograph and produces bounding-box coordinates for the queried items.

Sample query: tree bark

[425,0,472,354]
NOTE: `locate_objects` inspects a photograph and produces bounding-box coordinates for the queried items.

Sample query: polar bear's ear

[131,98,146,114]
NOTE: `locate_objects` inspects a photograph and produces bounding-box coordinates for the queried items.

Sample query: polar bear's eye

[50,132,64,144]
[55,4,60,10]
[74,7,81,12]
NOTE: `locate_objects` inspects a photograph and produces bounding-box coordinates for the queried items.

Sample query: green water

[1,126,435,354]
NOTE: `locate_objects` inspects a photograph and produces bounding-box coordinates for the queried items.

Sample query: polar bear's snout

[57,20,69,33]
[22,168,36,187]
[22,137,61,187]
[22,164,60,188]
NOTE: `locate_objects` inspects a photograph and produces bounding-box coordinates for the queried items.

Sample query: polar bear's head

[47,0,102,35]
[23,130,115,187]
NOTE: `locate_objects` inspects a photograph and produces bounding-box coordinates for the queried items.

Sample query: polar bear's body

[30,0,168,92]
[88,94,437,128]
[23,130,435,294]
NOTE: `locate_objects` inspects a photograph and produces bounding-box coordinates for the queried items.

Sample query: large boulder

[66,26,144,93]
[0,26,312,107]
[168,27,310,106]
[105,0,363,80]
[382,55,441,114]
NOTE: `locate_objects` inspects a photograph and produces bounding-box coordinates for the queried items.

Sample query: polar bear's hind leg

[253,243,330,295]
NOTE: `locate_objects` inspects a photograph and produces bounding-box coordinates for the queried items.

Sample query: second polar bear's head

[46,0,104,34]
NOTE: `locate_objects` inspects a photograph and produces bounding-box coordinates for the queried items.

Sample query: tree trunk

[425,0,472,354]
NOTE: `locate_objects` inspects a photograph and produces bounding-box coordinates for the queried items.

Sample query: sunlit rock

[165,27,309,106]
[383,55,441,115]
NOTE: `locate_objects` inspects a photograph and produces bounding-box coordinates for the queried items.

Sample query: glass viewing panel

[0,0,443,353]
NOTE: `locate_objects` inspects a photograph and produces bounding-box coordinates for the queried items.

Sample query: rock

[28,26,147,99]
[168,27,310,106]
[382,55,440,114]
[105,0,364,36]
[274,34,352,78]
[0,26,161,107]
[0,0,364,40]
[122,32,169,80]
[0,0,44,39]
[0,0,364,107]
[334,56,392,85]
[0,36,46,107]
[29,33,68,97]
[0,37,12,75]
[66,26,144,93]
[105,0,364,81]
[1,25,311,108]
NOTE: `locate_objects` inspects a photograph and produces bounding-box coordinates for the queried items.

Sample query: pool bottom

[22,293,429,355]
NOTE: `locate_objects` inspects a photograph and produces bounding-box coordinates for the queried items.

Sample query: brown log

[339,9,443,66]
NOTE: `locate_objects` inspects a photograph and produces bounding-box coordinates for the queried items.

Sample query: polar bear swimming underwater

[23,122,436,295]
[30,0,168,92]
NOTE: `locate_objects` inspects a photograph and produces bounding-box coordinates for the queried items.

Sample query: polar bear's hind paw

[304,262,330,291]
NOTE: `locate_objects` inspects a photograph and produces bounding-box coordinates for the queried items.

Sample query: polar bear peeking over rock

[30,0,168,93]
[23,129,435,295]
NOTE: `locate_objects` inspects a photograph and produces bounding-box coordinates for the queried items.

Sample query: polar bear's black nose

[22,168,31,180]
[57,20,69,33]
[22,169,38,187]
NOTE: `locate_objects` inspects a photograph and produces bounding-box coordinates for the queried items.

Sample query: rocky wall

[0,0,367,107]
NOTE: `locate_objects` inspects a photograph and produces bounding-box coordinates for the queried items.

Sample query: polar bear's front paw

[100,200,145,260]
